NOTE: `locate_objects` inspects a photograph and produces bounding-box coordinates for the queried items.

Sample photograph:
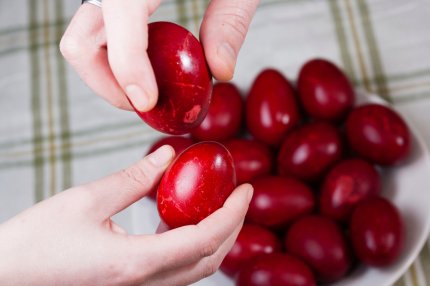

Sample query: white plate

[123,91,430,286]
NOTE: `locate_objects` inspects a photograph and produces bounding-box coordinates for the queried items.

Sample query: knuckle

[202,259,218,279]
[59,34,83,62]
[121,163,152,190]
[200,237,219,258]
[221,6,252,40]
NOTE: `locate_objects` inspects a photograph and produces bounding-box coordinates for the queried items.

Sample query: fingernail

[217,42,236,70]
[126,84,148,112]
[147,145,174,167]
[245,184,254,203]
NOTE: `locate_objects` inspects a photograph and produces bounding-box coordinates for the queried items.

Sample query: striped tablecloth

[1,1,429,285]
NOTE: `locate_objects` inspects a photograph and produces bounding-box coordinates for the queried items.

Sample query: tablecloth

[1,0,430,285]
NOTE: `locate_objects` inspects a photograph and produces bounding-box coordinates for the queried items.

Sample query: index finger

[132,183,253,274]
[102,0,161,112]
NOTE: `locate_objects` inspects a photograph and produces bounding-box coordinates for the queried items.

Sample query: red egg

[224,139,274,185]
[134,22,213,135]
[345,104,411,165]
[246,176,315,229]
[220,224,282,278]
[297,59,355,121]
[319,158,381,222]
[277,122,343,183]
[236,253,316,286]
[147,136,194,155]
[157,141,236,228]
[246,69,301,147]
[191,82,243,141]
[145,136,194,200]
[350,197,404,266]
[285,215,352,283]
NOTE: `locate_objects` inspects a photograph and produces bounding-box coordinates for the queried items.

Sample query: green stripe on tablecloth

[393,92,430,104]
[176,0,188,27]
[42,0,58,197]
[0,120,142,150]
[420,242,430,285]
[0,135,160,170]
[191,0,200,32]
[29,0,45,202]
[344,0,372,93]
[357,0,390,102]
[0,42,59,57]
[328,0,357,84]
[0,125,154,162]
[410,262,420,286]
[0,20,69,37]
[394,276,407,286]
[55,0,72,190]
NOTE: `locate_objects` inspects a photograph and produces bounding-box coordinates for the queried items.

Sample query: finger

[103,0,162,112]
[132,184,253,274]
[147,218,245,286]
[60,4,132,110]
[82,145,174,218]
[200,0,259,81]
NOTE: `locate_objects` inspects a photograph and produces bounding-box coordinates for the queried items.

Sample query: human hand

[60,0,260,112]
[0,145,253,286]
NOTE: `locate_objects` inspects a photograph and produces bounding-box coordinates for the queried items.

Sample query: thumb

[83,145,175,218]
[200,0,259,81]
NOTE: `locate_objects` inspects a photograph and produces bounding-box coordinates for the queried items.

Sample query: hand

[60,0,260,112]
[0,145,253,286]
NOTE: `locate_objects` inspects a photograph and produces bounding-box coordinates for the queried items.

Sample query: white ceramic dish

[125,91,430,286]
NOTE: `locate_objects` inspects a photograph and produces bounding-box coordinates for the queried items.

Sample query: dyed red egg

[350,197,404,266]
[146,136,194,156]
[220,224,282,277]
[157,142,236,228]
[319,158,381,222]
[246,69,301,147]
[285,215,352,283]
[224,139,274,185]
[145,136,194,199]
[247,176,315,229]
[345,104,410,165]
[134,22,212,134]
[297,58,355,121]
[236,253,316,286]
[191,82,243,141]
[277,122,343,183]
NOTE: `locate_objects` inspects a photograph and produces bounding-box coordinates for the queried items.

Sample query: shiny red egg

[220,224,282,278]
[319,158,381,222]
[246,69,301,147]
[157,141,236,228]
[277,122,343,183]
[146,136,194,156]
[224,139,274,185]
[246,176,315,229]
[145,136,194,199]
[345,104,411,165]
[350,197,404,266]
[236,253,316,286]
[191,82,243,141]
[285,215,352,283]
[297,58,355,121]
[135,22,213,135]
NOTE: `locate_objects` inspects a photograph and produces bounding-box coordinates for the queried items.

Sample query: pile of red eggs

[140,17,411,286]
[146,57,411,285]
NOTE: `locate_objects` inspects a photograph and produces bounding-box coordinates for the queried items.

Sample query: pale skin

[0,0,259,285]
[0,146,254,285]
